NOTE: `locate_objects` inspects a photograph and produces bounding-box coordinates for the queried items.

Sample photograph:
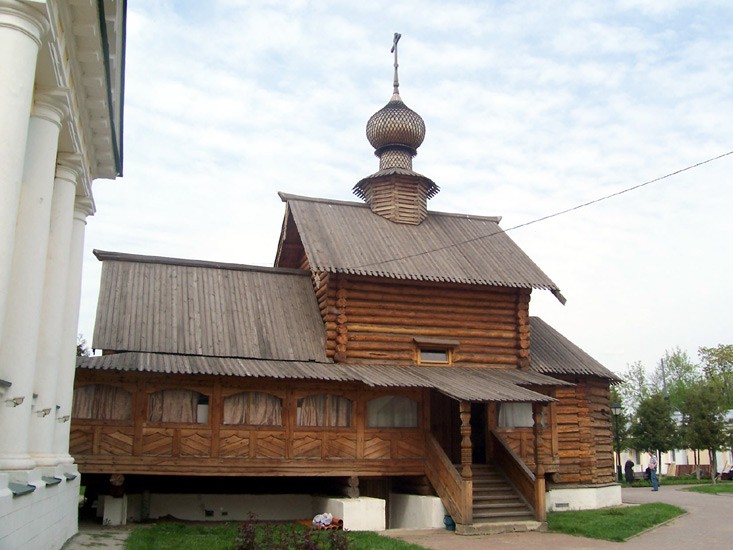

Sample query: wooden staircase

[471,464,534,523]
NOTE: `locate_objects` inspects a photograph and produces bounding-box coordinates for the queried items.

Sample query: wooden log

[347,323,514,339]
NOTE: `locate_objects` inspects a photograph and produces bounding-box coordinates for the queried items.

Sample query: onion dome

[366,92,426,163]
[353,33,439,225]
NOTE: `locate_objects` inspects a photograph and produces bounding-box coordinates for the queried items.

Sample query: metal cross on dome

[391,32,401,94]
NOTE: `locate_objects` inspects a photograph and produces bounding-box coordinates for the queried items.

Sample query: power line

[355,149,733,269]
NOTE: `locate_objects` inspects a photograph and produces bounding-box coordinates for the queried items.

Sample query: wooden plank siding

[92,256,327,362]
[71,371,427,477]
[317,274,530,368]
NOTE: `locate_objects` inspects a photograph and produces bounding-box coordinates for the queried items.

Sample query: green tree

[616,361,650,413]
[698,344,733,408]
[610,386,632,449]
[610,386,632,481]
[630,393,677,461]
[679,379,728,483]
[649,348,700,410]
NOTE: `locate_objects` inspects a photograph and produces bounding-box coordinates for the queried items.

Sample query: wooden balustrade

[71,419,426,477]
[493,426,559,472]
[424,433,472,525]
[490,429,544,521]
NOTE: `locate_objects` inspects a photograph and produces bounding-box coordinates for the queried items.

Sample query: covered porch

[74,353,567,529]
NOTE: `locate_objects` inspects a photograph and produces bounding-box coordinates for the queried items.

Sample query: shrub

[235,514,350,550]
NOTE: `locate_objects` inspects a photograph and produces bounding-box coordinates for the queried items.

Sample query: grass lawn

[547,503,685,542]
[686,482,733,495]
[125,522,426,550]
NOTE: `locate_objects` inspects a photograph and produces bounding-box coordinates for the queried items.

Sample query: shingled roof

[276,193,565,302]
[530,317,619,381]
[91,250,328,362]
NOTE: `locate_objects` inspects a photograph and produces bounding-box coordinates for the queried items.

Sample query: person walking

[648,450,659,491]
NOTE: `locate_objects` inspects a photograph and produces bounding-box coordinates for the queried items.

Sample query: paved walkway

[387,485,733,549]
[61,523,132,549]
[62,485,733,549]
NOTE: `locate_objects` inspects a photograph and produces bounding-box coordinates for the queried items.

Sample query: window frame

[413,337,459,366]
[366,395,420,428]
[146,388,210,426]
[221,391,283,427]
[296,393,354,428]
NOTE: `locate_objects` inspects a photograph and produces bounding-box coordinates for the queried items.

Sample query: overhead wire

[353,149,733,269]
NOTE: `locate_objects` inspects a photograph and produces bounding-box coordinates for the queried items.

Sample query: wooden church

[74,38,619,532]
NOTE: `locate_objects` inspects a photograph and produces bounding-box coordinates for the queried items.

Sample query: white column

[0,92,66,470]
[0,0,48,347]
[53,197,94,464]
[29,157,81,466]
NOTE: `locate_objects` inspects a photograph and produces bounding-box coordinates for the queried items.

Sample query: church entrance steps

[469,464,536,524]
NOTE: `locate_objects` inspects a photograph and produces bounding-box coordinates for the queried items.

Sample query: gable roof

[91,250,328,362]
[277,193,564,301]
[530,317,619,381]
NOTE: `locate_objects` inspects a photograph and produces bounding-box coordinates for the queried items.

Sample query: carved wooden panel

[99,428,134,456]
[255,432,286,458]
[326,434,357,458]
[292,433,321,458]
[219,430,250,458]
[363,435,391,459]
[70,427,93,455]
[142,428,175,456]
[395,432,424,458]
[180,429,211,457]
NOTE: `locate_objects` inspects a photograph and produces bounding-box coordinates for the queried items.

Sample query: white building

[0,1,125,547]
[619,410,733,479]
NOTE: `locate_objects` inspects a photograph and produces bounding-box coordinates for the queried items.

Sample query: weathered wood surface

[72,455,426,477]
[552,376,615,485]
[71,372,425,477]
[358,176,432,225]
[490,430,540,520]
[424,433,472,525]
[494,427,560,473]
[94,258,326,361]
[318,275,527,366]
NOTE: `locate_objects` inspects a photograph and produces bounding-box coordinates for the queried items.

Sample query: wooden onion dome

[354,34,439,225]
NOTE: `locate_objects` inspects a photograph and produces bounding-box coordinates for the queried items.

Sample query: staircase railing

[490,429,545,521]
[425,433,472,525]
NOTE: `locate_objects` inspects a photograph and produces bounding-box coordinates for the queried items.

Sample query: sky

[80,0,733,375]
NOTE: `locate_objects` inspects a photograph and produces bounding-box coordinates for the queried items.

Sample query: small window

[297,394,352,427]
[149,389,208,424]
[223,392,282,426]
[414,337,458,366]
[497,402,534,428]
[367,396,418,428]
[419,348,450,364]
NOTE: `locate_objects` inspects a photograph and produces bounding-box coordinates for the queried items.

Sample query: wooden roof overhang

[77,353,566,403]
[91,250,328,362]
[529,317,620,382]
[275,193,567,304]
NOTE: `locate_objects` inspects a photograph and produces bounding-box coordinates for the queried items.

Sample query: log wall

[317,274,529,367]
[71,371,427,477]
[552,376,615,485]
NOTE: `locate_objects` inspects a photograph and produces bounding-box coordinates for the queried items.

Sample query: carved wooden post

[533,402,547,521]
[459,401,472,480]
